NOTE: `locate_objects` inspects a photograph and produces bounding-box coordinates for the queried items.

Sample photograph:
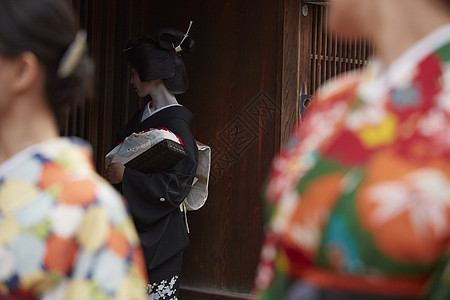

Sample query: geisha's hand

[105,163,125,184]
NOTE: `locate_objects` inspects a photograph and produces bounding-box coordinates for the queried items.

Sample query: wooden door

[68,0,282,298]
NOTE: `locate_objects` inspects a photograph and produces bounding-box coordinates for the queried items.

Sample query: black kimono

[115,105,198,288]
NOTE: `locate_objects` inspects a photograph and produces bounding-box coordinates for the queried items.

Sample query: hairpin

[122,45,134,52]
[174,21,193,54]
[57,30,87,78]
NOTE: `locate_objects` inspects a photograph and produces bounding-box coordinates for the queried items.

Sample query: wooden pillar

[280,0,301,145]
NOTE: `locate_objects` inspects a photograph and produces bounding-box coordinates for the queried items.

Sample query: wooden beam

[180,286,250,300]
[299,2,313,118]
[280,0,303,145]
[302,0,328,5]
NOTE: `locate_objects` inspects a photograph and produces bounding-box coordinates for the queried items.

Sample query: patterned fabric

[146,276,178,300]
[0,138,148,299]
[254,29,450,299]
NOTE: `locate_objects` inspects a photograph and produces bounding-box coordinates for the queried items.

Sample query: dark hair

[0,0,93,116]
[123,28,195,94]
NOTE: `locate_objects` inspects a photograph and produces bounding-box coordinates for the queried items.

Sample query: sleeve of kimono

[252,230,292,300]
[424,250,450,300]
[252,160,297,299]
[122,118,198,231]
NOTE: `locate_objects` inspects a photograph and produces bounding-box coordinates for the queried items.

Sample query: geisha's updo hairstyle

[123,28,195,95]
[0,0,93,116]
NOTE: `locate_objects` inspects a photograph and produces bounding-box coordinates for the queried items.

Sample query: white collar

[141,103,182,122]
[0,143,42,177]
[0,137,86,177]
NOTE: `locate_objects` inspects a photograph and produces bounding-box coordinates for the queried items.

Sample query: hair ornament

[174,21,193,54]
[122,45,134,52]
[57,30,87,78]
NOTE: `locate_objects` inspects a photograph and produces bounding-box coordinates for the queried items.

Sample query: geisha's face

[130,68,147,98]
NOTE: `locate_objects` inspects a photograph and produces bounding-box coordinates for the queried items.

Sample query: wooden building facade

[66,0,371,298]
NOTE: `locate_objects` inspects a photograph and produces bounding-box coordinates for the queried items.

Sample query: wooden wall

[69,0,291,298]
[68,0,371,298]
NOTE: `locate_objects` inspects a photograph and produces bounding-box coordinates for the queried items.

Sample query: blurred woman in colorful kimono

[0,0,147,299]
[253,0,450,299]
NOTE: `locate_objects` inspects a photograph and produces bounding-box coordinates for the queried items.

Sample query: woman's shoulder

[36,138,117,195]
[313,71,362,108]
[151,105,194,125]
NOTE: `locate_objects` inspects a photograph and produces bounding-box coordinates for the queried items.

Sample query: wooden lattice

[309,4,374,92]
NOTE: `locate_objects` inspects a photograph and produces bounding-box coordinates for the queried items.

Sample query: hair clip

[57,30,87,78]
[122,45,135,52]
[174,21,193,54]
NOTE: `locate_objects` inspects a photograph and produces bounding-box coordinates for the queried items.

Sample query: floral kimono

[254,25,450,299]
[0,137,147,299]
